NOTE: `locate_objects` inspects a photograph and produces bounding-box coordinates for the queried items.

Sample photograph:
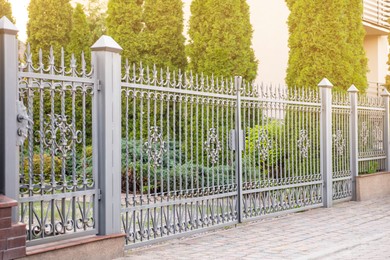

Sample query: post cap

[318,78,333,88]
[381,88,390,97]
[347,85,359,93]
[91,35,123,53]
[0,16,18,35]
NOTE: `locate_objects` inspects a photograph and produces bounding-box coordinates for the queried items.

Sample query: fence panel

[357,96,386,174]
[121,64,239,247]
[18,47,98,245]
[240,85,323,219]
[332,93,352,201]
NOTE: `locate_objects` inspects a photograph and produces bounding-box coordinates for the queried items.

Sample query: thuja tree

[27,0,73,63]
[142,0,187,70]
[286,0,367,91]
[86,0,106,44]
[187,0,258,81]
[106,0,143,64]
[0,0,14,23]
[67,3,92,67]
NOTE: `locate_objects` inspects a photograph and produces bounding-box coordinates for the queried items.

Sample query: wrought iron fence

[17,46,98,245]
[0,29,389,250]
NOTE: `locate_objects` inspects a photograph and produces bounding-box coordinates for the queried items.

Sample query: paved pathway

[121,196,390,259]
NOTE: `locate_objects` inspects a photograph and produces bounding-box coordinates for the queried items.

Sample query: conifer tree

[286,0,368,91]
[0,0,15,23]
[187,0,258,81]
[67,4,91,67]
[27,0,73,63]
[86,0,106,44]
[106,0,143,64]
[142,0,187,70]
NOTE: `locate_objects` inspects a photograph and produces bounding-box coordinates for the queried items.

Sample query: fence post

[318,78,333,208]
[0,17,19,222]
[348,85,359,201]
[91,36,122,235]
[235,76,243,223]
[381,88,390,171]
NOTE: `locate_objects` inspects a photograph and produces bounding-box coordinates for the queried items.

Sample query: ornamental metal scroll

[37,114,82,158]
[297,129,311,158]
[144,126,166,167]
[372,121,383,149]
[333,129,346,156]
[204,128,222,165]
[256,129,272,159]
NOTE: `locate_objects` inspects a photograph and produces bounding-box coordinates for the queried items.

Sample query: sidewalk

[122,196,390,259]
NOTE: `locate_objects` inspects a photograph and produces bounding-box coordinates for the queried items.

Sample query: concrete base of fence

[356,172,390,201]
[18,234,125,260]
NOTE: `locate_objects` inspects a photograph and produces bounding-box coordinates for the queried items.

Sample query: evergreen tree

[106,0,143,64]
[67,4,91,68]
[27,0,73,63]
[187,0,258,81]
[286,0,368,91]
[0,0,14,23]
[142,0,187,70]
[86,0,106,44]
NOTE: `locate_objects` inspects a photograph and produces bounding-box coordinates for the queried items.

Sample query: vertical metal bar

[381,89,390,171]
[318,78,333,208]
[235,76,243,223]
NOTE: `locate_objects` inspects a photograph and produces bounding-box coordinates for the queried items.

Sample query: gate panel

[18,47,98,245]
[240,86,323,219]
[121,64,238,247]
[332,93,352,201]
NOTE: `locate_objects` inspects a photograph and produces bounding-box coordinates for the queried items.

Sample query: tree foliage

[106,0,143,64]
[286,0,368,91]
[27,0,73,63]
[86,0,106,44]
[142,0,187,70]
[0,0,14,23]
[187,0,258,81]
[67,4,91,67]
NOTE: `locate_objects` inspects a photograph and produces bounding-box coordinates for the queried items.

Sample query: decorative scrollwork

[297,129,311,158]
[256,130,272,159]
[144,127,166,167]
[372,121,383,148]
[37,114,82,158]
[333,130,346,156]
[204,128,222,164]
[360,122,369,146]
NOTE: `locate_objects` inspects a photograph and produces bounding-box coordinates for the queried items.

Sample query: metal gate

[120,64,324,248]
[18,47,99,246]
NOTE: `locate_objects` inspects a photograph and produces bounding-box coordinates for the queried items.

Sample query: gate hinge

[97,189,102,200]
[96,79,101,91]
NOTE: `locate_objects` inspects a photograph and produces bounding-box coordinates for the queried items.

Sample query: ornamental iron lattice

[297,129,311,158]
[360,122,369,146]
[37,114,82,158]
[372,121,383,147]
[256,129,272,159]
[333,129,346,156]
[144,126,166,167]
[204,128,222,164]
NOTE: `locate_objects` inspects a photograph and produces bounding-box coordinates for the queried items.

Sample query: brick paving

[120,196,390,259]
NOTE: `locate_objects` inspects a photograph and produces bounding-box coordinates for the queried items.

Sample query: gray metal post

[348,85,359,201]
[91,36,122,235]
[381,88,390,171]
[0,17,19,222]
[318,78,333,208]
[235,76,243,223]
